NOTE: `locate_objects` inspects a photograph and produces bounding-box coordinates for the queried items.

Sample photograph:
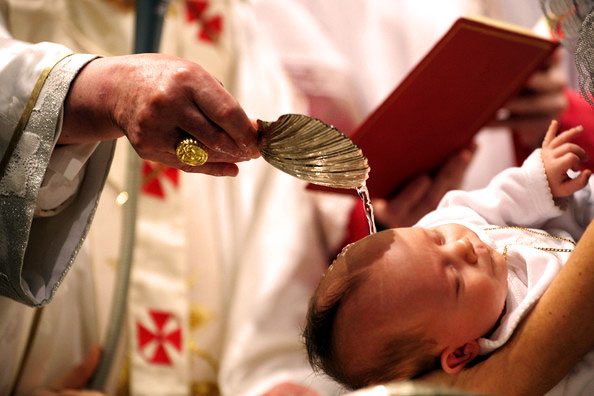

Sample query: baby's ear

[440,341,480,374]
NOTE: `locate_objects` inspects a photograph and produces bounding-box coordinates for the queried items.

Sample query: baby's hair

[377,331,441,383]
[303,280,360,387]
[303,253,440,389]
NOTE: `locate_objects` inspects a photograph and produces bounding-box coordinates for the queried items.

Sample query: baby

[304,121,594,390]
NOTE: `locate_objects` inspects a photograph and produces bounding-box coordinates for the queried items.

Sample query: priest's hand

[489,48,568,151]
[61,53,260,176]
[373,145,475,227]
[32,345,105,396]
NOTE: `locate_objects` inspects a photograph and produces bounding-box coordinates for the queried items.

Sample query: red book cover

[308,17,558,198]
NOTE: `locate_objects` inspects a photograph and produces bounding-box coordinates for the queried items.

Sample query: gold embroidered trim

[483,225,576,246]
[484,225,575,260]
[0,53,76,178]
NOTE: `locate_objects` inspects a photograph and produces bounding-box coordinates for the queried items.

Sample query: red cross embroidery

[141,161,180,199]
[185,0,223,43]
[136,309,183,365]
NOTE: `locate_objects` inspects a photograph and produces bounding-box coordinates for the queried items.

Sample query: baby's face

[330,224,508,374]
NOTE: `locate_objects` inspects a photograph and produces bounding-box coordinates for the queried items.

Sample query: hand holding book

[489,48,569,156]
[372,144,476,228]
[308,16,559,199]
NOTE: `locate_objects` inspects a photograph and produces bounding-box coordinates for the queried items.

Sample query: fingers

[169,130,248,164]
[558,150,588,172]
[184,162,239,176]
[543,120,560,146]
[543,123,587,168]
[394,175,433,207]
[190,71,259,159]
[179,108,245,157]
[59,390,106,396]
[525,48,566,90]
[543,127,591,197]
[160,152,240,176]
[413,149,473,220]
[50,345,101,391]
[374,147,474,228]
[561,143,588,161]
[546,125,584,149]
[559,170,592,196]
[496,52,567,136]
[524,65,567,93]
[427,149,473,200]
[577,169,593,186]
[503,90,567,115]
[373,175,431,227]
[133,133,245,176]
[102,54,260,172]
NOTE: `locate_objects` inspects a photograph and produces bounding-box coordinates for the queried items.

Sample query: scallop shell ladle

[257,114,369,189]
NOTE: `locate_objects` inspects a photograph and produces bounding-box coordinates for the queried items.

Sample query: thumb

[560,170,592,197]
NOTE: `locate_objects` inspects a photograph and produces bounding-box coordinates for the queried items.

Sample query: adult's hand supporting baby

[61,53,259,176]
[489,48,568,151]
[421,220,594,395]
[373,146,475,227]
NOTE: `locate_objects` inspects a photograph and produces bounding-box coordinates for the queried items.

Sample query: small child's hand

[542,120,591,198]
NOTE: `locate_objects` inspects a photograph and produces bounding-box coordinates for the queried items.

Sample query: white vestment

[0,1,351,395]
[0,12,114,308]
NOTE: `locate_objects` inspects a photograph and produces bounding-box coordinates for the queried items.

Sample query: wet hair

[303,265,441,390]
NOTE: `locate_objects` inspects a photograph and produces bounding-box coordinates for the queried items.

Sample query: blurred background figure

[2,1,592,396]
[255,0,593,230]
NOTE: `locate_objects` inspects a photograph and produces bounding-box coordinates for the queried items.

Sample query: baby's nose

[449,238,477,264]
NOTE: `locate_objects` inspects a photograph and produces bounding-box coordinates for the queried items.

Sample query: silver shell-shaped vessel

[258,114,369,189]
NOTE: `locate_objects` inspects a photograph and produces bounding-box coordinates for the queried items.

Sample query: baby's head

[304,224,508,389]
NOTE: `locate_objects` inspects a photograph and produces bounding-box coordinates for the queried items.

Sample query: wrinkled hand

[262,382,320,396]
[542,120,591,198]
[32,345,105,396]
[490,48,568,150]
[373,145,475,227]
[62,53,259,176]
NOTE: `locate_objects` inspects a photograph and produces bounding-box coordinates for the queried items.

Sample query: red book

[308,17,558,199]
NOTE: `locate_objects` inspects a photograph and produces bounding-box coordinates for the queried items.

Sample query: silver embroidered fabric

[540,0,593,46]
[0,53,100,306]
[576,11,594,104]
[540,0,594,104]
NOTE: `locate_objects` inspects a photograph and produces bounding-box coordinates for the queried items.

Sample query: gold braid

[484,225,575,260]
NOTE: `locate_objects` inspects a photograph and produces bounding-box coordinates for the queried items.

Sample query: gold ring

[176,138,208,166]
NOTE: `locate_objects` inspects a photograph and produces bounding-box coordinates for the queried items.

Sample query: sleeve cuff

[36,141,100,216]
